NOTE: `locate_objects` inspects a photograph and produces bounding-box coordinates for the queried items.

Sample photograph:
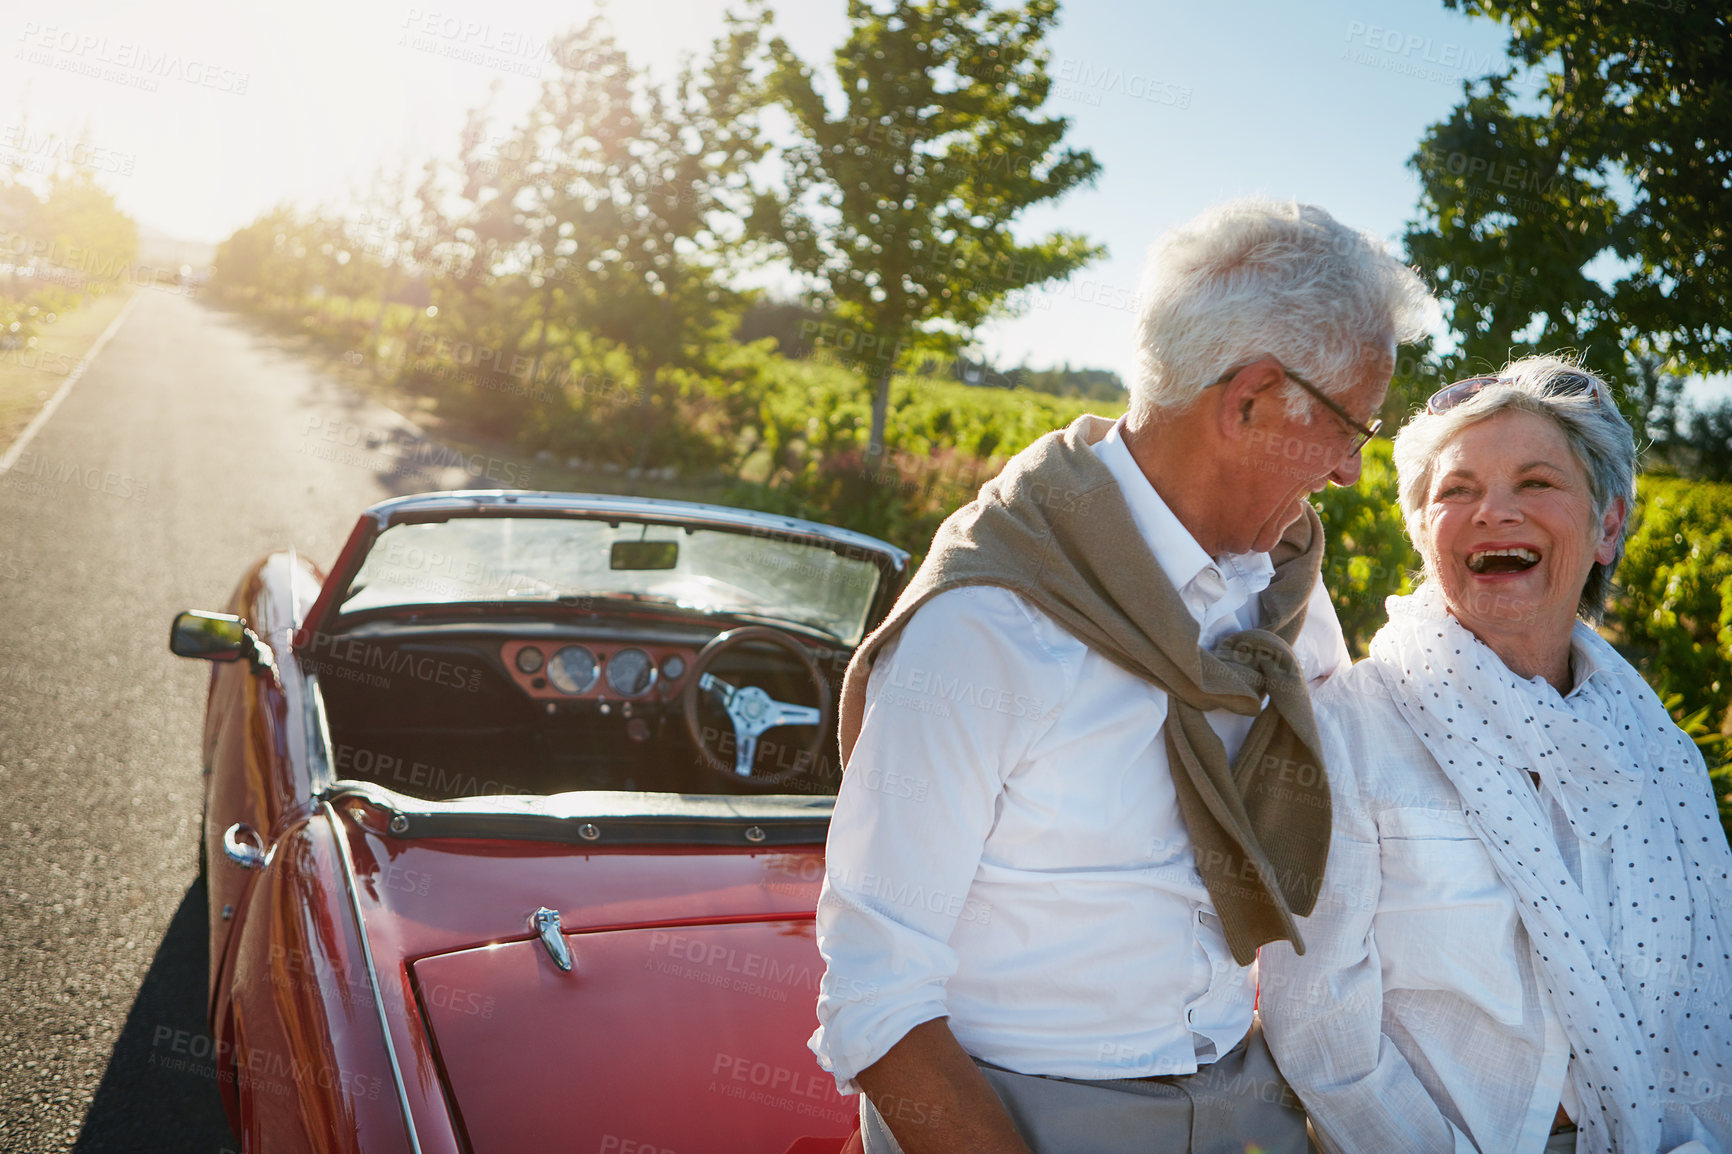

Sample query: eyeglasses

[1211,359,1382,455]
[1426,370,1607,415]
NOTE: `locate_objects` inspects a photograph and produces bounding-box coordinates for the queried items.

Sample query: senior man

[807,197,1439,1154]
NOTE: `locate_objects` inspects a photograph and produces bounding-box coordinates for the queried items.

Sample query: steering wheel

[681,626,833,786]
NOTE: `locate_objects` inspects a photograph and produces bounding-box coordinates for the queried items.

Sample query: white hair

[1129,197,1439,423]
[1392,353,1638,620]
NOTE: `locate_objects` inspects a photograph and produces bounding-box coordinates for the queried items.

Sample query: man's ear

[1594,495,1628,566]
[1214,357,1283,441]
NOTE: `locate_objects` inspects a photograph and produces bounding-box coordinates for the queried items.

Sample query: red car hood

[331,792,856,1152]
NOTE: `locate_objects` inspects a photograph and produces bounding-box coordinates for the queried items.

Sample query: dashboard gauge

[659,653,686,682]
[514,646,545,675]
[605,648,657,697]
[546,645,600,695]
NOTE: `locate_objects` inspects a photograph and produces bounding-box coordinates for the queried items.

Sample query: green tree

[35,167,137,282]
[422,14,767,459]
[1403,2,1730,445]
[494,20,637,391]
[1683,400,1732,482]
[563,7,770,466]
[0,132,135,343]
[1615,475,1732,736]
[758,0,1103,458]
[0,151,46,299]
[211,206,325,306]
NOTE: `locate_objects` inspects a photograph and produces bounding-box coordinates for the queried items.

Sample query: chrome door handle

[531,907,573,972]
[223,823,266,870]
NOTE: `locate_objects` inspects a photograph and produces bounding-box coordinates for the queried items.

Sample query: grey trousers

[861,1019,1314,1154]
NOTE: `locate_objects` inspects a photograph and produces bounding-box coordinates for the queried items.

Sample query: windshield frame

[294,491,910,650]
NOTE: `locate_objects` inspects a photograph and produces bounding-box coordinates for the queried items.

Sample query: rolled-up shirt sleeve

[1259,703,1475,1154]
[808,587,1067,1092]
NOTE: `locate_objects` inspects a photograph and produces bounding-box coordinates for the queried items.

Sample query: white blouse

[1262,621,1732,1154]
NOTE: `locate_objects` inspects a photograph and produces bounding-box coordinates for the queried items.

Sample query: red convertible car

[169,490,908,1153]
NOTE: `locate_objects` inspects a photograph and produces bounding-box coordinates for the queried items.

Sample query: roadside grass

[0,288,135,451]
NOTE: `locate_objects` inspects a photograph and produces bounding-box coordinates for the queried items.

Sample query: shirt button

[1191,568,1226,603]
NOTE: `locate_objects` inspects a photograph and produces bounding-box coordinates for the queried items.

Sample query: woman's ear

[1594,495,1628,566]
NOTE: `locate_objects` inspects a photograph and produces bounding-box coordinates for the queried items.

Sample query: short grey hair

[1129,197,1438,423]
[1392,354,1638,619]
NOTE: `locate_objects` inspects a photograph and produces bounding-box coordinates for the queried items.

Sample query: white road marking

[0,290,142,474]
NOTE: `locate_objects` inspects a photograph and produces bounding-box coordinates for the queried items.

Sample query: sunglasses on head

[1426,370,1607,415]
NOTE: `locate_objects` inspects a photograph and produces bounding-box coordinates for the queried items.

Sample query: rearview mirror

[169,611,250,661]
[610,541,678,570]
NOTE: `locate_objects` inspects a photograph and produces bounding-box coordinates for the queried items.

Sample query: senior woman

[1261,354,1732,1154]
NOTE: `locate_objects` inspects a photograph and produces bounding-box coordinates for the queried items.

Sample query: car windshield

[339,517,883,645]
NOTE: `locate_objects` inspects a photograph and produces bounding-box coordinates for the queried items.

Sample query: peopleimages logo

[0,126,135,176]
[1342,21,1501,72]
[709,1051,854,1124]
[1052,56,1193,109]
[15,23,250,94]
[877,662,1045,720]
[1337,20,1536,91]
[297,631,485,693]
[395,7,614,77]
[1418,146,1558,196]
[2,449,149,502]
[0,234,197,295]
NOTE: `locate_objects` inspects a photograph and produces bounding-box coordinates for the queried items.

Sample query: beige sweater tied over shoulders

[837,414,1333,965]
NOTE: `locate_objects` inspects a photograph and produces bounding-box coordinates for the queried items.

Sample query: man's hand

[855,1019,1035,1154]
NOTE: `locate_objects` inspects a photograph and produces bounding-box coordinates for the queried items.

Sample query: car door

[204,562,293,1020]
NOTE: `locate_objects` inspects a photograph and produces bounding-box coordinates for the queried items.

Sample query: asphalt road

[0,287,530,1152]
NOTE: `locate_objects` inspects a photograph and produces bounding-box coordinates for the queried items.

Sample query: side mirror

[169,611,250,662]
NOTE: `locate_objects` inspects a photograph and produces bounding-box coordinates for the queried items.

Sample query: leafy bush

[0,284,92,349]
[1612,476,1732,738]
[1662,693,1732,831]
[731,362,1111,561]
[1312,440,1419,658]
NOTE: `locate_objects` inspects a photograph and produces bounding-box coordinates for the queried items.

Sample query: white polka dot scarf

[1371,589,1732,1153]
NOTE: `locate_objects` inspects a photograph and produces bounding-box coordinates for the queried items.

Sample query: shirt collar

[1511,625,1612,701]
[1565,627,1612,697]
[1090,419,1274,600]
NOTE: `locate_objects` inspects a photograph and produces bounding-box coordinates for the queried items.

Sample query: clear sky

[9,0,1707,398]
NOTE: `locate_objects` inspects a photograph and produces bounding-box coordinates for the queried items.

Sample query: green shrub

[732,363,1115,562]
[1312,440,1420,658]
[1613,476,1732,738]
[0,284,91,349]
[1662,693,1732,831]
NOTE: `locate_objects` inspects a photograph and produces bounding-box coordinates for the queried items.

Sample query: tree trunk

[528,279,554,387]
[630,287,676,474]
[370,267,397,378]
[868,359,894,463]
[631,357,661,474]
[866,322,903,462]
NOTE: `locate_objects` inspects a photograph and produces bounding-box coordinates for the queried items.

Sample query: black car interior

[314,617,846,802]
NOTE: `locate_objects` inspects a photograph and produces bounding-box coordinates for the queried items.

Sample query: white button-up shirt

[809,420,1351,1092]
[1260,640,1631,1154]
